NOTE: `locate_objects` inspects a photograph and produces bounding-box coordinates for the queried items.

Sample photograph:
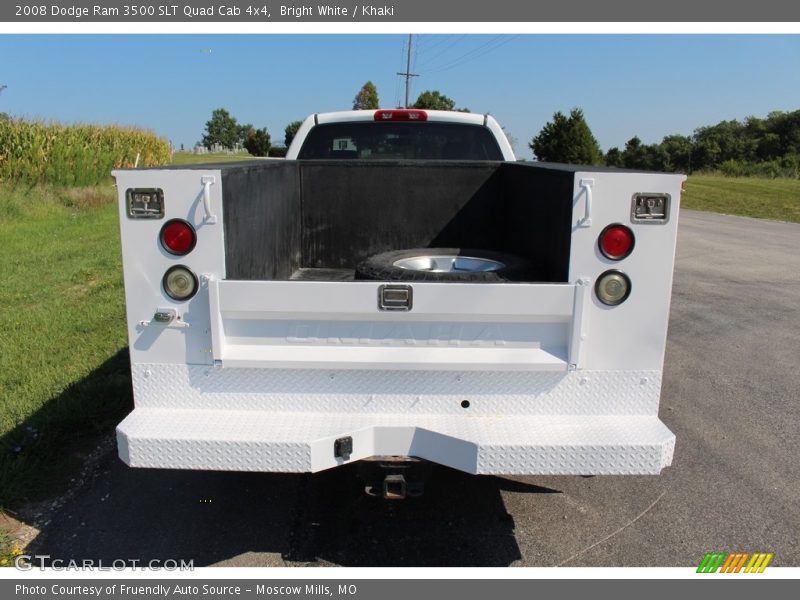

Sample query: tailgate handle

[201,176,217,224]
[579,178,593,227]
[379,285,413,311]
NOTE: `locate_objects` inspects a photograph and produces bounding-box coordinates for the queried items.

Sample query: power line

[417,35,455,53]
[422,36,508,73]
[422,36,518,75]
[415,35,467,68]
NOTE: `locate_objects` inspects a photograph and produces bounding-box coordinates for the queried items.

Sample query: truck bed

[220,160,574,283]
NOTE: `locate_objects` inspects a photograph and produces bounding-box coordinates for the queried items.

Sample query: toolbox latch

[378,285,413,311]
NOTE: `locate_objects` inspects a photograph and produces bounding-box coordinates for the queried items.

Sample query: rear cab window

[297,122,504,160]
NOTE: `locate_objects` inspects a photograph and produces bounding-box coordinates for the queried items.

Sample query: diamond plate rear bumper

[117,409,675,475]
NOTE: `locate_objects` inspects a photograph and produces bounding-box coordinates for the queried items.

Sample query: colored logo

[697,552,773,573]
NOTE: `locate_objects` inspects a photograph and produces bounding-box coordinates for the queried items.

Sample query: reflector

[160,219,196,255]
[599,224,634,260]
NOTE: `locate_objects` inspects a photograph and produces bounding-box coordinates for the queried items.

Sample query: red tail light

[598,224,634,260]
[374,109,428,122]
[160,219,196,256]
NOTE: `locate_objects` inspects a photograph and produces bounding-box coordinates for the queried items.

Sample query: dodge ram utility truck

[114,109,681,499]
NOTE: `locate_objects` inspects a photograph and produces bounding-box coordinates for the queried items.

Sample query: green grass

[0,183,131,509]
[0,528,22,567]
[684,175,800,223]
[170,151,261,165]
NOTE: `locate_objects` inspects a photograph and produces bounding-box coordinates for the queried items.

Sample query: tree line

[200,81,469,156]
[200,79,799,178]
[531,108,800,178]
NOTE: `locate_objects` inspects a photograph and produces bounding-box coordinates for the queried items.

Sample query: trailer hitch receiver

[383,474,407,500]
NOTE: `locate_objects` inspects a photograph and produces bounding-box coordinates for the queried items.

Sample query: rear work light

[598,223,635,260]
[595,270,631,306]
[163,265,198,301]
[374,109,428,122]
[160,219,197,256]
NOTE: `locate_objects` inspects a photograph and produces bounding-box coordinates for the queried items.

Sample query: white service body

[114,112,682,477]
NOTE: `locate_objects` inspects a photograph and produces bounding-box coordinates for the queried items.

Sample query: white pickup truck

[114,109,682,498]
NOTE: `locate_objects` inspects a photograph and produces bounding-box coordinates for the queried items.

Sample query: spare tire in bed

[354,248,533,282]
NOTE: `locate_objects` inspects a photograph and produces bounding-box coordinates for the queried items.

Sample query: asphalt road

[18,210,800,567]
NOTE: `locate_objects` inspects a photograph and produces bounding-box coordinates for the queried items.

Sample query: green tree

[621,136,670,171]
[268,146,288,158]
[601,108,800,176]
[238,122,253,145]
[284,120,303,147]
[768,110,800,155]
[605,147,623,167]
[660,134,693,172]
[621,137,648,169]
[529,108,602,165]
[353,81,380,110]
[243,127,271,157]
[757,132,782,161]
[692,138,721,171]
[692,120,745,170]
[412,90,456,111]
[202,108,240,150]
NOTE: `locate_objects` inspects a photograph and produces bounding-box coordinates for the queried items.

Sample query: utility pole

[396,34,418,108]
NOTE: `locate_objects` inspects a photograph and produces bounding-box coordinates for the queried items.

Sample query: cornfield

[0,118,171,186]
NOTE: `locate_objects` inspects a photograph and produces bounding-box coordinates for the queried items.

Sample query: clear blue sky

[1,34,798,155]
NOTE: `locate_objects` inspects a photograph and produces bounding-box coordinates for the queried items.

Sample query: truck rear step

[117,409,674,475]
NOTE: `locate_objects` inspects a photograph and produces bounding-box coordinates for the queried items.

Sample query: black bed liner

[218,160,577,283]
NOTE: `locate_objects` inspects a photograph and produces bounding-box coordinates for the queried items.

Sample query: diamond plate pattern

[131,364,663,416]
[117,409,675,475]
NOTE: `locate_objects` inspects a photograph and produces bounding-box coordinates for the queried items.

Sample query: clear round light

[163,266,198,301]
[595,270,631,306]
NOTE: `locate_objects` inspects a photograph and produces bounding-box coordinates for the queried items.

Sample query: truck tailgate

[208,279,585,371]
